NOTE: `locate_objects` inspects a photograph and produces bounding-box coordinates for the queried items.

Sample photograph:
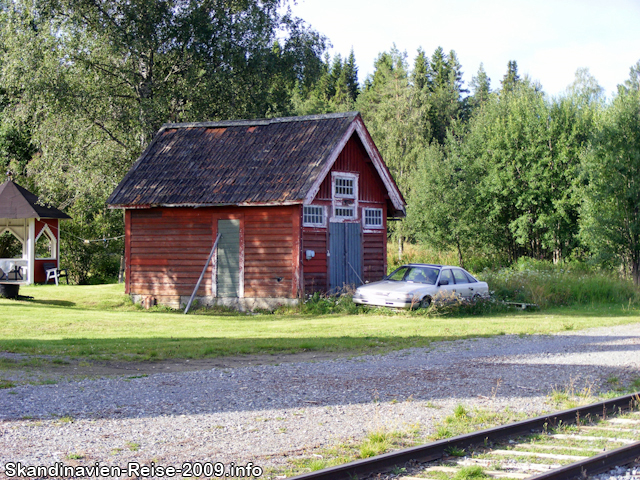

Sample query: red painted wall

[126,205,299,302]
[301,133,388,293]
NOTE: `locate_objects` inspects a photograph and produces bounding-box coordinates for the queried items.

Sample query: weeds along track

[289,393,640,480]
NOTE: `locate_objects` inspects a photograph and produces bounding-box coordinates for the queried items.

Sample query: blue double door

[329,222,363,291]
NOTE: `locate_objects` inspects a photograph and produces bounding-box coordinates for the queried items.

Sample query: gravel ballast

[1,323,639,477]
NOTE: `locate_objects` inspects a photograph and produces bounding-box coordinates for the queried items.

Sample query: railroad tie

[489,449,589,461]
[551,433,635,444]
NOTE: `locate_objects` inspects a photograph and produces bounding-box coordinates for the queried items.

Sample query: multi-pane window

[363,208,383,228]
[331,172,358,220]
[303,205,325,227]
[334,177,355,197]
[334,207,355,218]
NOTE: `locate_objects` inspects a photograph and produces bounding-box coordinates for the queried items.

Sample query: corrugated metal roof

[0,180,72,220]
[108,112,362,207]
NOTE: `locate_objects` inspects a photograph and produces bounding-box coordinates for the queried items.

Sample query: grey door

[329,222,362,291]
[217,219,240,297]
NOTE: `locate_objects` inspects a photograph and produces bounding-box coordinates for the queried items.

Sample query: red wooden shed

[108,112,406,310]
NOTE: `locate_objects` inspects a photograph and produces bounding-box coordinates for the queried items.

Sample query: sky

[287,0,640,98]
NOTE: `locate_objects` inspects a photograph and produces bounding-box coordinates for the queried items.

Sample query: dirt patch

[0,350,353,384]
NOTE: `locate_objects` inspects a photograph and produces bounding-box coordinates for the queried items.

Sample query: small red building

[108,112,405,310]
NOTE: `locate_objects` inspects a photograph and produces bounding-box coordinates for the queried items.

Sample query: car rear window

[453,269,469,284]
[464,271,478,283]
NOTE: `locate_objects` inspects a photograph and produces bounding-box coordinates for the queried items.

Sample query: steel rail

[528,440,640,480]
[289,392,640,480]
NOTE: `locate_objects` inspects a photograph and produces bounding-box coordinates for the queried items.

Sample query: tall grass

[388,244,639,309]
[479,258,639,307]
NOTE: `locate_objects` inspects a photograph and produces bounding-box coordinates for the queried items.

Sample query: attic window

[334,177,355,198]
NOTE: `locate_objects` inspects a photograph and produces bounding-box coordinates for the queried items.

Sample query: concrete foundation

[131,294,299,312]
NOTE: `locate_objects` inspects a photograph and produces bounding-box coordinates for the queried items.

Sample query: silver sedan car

[352,264,489,309]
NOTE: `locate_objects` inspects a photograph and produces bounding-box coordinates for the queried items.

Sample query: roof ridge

[160,111,360,130]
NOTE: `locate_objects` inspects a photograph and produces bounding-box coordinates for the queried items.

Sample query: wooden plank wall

[244,206,296,298]
[302,229,327,293]
[363,231,386,282]
[127,205,299,301]
[128,209,214,297]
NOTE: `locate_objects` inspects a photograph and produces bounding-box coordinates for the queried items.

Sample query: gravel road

[1,322,639,478]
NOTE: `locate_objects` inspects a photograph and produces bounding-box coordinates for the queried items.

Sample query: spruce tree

[501,60,520,92]
[344,49,360,102]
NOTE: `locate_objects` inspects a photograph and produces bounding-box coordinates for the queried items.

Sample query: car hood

[356,280,434,294]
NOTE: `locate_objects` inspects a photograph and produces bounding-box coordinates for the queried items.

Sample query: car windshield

[386,266,439,285]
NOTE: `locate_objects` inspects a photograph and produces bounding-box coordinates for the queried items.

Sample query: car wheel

[420,296,432,308]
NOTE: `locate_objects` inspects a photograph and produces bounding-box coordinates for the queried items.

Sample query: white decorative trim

[304,122,357,205]
[303,116,406,216]
[35,224,57,260]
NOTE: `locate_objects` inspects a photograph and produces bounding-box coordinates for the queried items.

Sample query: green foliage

[468,63,492,109]
[357,45,424,195]
[580,76,640,284]
[0,0,327,281]
[481,259,639,307]
[501,60,521,92]
[1,2,639,291]
[292,49,359,115]
[0,231,22,259]
[453,466,488,480]
[0,379,16,389]
[431,405,526,441]
[406,140,479,268]
[279,291,361,315]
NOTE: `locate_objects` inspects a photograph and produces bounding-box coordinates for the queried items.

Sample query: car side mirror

[439,280,449,286]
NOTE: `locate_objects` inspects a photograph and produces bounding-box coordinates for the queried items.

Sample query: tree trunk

[455,235,464,269]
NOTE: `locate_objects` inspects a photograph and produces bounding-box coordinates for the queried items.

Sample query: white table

[0,259,28,281]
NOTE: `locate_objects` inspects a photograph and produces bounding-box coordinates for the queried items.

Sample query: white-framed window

[303,205,326,227]
[334,177,354,197]
[334,207,355,218]
[332,172,358,199]
[331,172,358,221]
[363,208,383,228]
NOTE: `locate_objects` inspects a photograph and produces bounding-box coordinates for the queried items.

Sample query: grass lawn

[1,283,639,361]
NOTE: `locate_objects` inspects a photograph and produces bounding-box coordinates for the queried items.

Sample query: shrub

[276,290,362,316]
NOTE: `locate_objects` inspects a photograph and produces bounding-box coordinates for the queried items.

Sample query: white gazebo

[0,180,71,288]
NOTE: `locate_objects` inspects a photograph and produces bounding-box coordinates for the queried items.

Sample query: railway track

[288,393,640,480]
